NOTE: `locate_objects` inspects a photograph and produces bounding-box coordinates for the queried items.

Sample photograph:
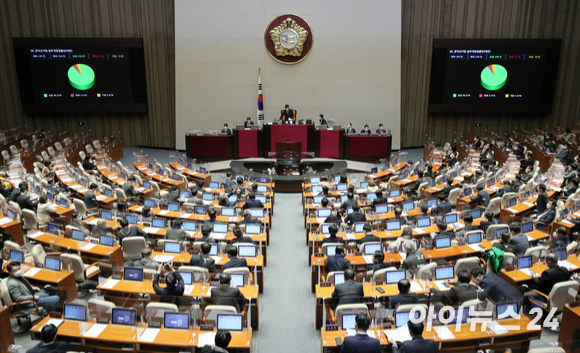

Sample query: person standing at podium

[244,117,254,128]
[280,104,296,124]
[361,125,371,135]
[318,114,327,126]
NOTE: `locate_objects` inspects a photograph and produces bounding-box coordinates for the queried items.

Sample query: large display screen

[428,39,561,114]
[13,38,147,114]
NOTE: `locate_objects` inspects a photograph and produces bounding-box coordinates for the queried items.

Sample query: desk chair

[146,302,178,323]
[54,142,63,152]
[92,140,102,151]
[41,151,50,162]
[0,278,43,332]
[530,281,579,327]
[448,188,461,207]
[31,244,60,267]
[500,192,517,206]
[180,174,195,189]
[223,268,252,285]
[454,257,481,275]
[33,162,44,171]
[487,197,501,217]
[371,267,400,282]
[416,262,437,280]
[417,182,428,196]
[73,199,89,219]
[536,208,560,234]
[60,253,100,297]
[524,245,547,263]
[122,237,146,262]
[486,224,509,241]
[9,201,22,220]
[202,305,240,326]
[179,266,209,283]
[320,242,342,254]
[567,241,578,256]
[47,147,56,158]
[9,145,19,156]
[324,271,344,284]
[330,303,368,328]
[359,242,382,253]
[395,303,428,314]
[149,181,168,199]
[85,144,94,155]
[22,209,44,231]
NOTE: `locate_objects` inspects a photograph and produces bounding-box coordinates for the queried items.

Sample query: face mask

[474,278,480,285]
[13,270,22,277]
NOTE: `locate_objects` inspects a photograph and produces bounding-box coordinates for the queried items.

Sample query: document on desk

[69,184,82,189]
[487,321,509,335]
[27,231,44,238]
[561,219,574,226]
[344,233,356,241]
[153,255,174,263]
[467,243,486,252]
[434,325,455,340]
[433,280,450,291]
[558,260,579,270]
[82,323,108,338]
[184,285,195,295]
[101,279,120,289]
[157,210,170,216]
[519,268,538,277]
[55,170,66,175]
[134,206,143,212]
[197,332,217,347]
[211,256,222,264]
[96,195,107,201]
[523,202,534,207]
[363,255,374,264]
[138,328,160,342]
[24,268,42,277]
[86,219,99,226]
[384,326,412,343]
[316,217,326,224]
[399,252,407,261]
[409,281,423,292]
[61,177,73,183]
[80,243,97,251]
[37,319,64,330]
[526,235,536,242]
[0,217,12,225]
[211,233,227,240]
[414,228,426,235]
[142,227,159,234]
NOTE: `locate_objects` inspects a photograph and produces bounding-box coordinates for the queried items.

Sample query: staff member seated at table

[243,117,254,128]
[7,262,60,314]
[496,180,515,198]
[232,226,256,245]
[84,183,99,209]
[401,240,426,270]
[242,192,263,210]
[280,104,296,124]
[93,219,114,235]
[376,124,387,134]
[189,242,218,273]
[221,123,231,135]
[17,183,39,212]
[367,251,392,273]
[200,329,231,353]
[508,223,528,256]
[431,270,477,305]
[82,155,97,171]
[471,183,490,207]
[166,219,186,241]
[325,245,352,272]
[194,224,216,244]
[557,142,574,165]
[372,190,387,207]
[133,248,159,270]
[550,227,570,249]
[446,152,458,168]
[358,224,380,245]
[479,210,498,234]
[531,252,570,296]
[341,313,381,353]
[534,199,556,230]
[322,224,345,246]
[471,267,523,305]
[492,232,516,254]
[123,176,141,202]
[211,273,245,309]
[472,135,482,149]
[391,207,408,225]
[345,204,366,226]
[165,185,180,203]
[239,209,261,225]
[204,208,218,224]
[360,125,371,135]
[535,184,550,214]
[389,279,418,309]
[324,207,344,225]
[117,218,150,243]
[331,268,363,306]
[318,114,327,126]
[223,245,249,270]
[392,320,438,353]
[153,262,184,296]
[345,122,356,134]
[27,323,67,353]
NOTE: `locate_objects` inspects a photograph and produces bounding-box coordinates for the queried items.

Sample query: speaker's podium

[268,141,314,176]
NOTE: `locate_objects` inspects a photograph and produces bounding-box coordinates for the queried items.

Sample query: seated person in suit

[17,183,39,212]
[194,224,216,244]
[372,190,387,207]
[401,240,427,270]
[304,165,315,175]
[340,192,358,209]
[322,224,344,246]
[376,124,387,134]
[471,267,523,305]
[492,232,516,254]
[280,104,296,124]
[391,207,407,225]
[318,114,327,126]
[223,245,249,270]
[550,226,570,249]
[321,185,332,199]
[358,223,380,245]
[221,123,231,135]
[392,320,438,353]
[249,183,264,196]
[431,270,477,305]
[513,143,525,160]
[165,185,180,202]
[455,215,477,241]
[141,206,153,224]
[166,219,186,241]
[27,323,67,353]
[389,279,418,309]
[203,207,218,224]
[534,199,557,230]
[345,204,366,225]
[533,252,570,295]
[84,183,99,209]
[472,135,482,149]
[239,209,261,225]
[367,250,392,273]
[346,122,356,134]
[496,180,515,198]
[189,242,218,273]
[232,225,256,245]
[431,221,454,247]
[117,218,150,243]
[408,171,426,195]
[242,192,264,210]
[508,223,528,255]
[563,177,579,198]
[442,178,455,197]
[478,210,498,234]
[37,195,56,223]
[82,155,97,172]
[341,313,381,353]
[471,183,490,207]
[93,219,115,236]
[243,117,254,128]
[122,176,141,202]
[325,245,353,272]
[200,330,231,353]
[153,262,184,296]
[210,273,245,310]
[133,248,159,270]
[331,269,364,306]
[188,191,204,205]
[8,262,60,313]
[360,125,371,135]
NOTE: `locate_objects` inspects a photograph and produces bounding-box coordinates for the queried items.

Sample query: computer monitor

[143,181,151,189]
[435,236,452,249]
[489,177,496,186]
[152,218,165,229]
[370,167,378,174]
[148,163,154,170]
[552,247,566,261]
[120,172,127,180]
[435,266,454,280]
[187,163,192,170]
[257,185,267,193]
[496,302,519,320]
[104,188,113,197]
[312,185,323,193]
[495,227,509,239]
[216,314,243,331]
[363,243,382,255]
[402,201,414,211]
[517,256,533,269]
[386,220,401,231]
[464,187,472,196]
[209,181,219,189]
[448,307,471,324]
[395,311,420,328]
[360,182,369,189]
[99,234,115,247]
[230,274,245,287]
[213,223,228,234]
[164,241,181,254]
[452,171,458,178]
[144,199,156,208]
[390,189,401,197]
[9,249,24,263]
[193,206,207,215]
[320,224,330,234]
[561,208,569,219]
[58,197,68,208]
[199,167,206,174]
[508,197,517,207]
[179,272,193,285]
[346,208,353,215]
[317,208,332,218]
[354,222,366,233]
[250,209,264,218]
[326,245,337,257]
[255,196,266,204]
[258,177,269,183]
[182,221,196,231]
[209,244,219,256]
[167,202,180,212]
[228,194,239,203]
[34,185,41,195]
[157,169,164,176]
[45,222,59,235]
[44,257,61,271]
[313,195,324,204]
[164,312,189,329]
[238,245,257,257]
[340,195,348,202]
[126,214,138,225]
[6,208,15,220]
[386,270,406,285]
[124,267,143,281]
[179,190,191,199]
[64,303,87,321]
[46,192,54,202]
[245,224,261,235]
[71,229,85,241]
[385,162,391,169]
[520,221,534,234]
[367,193,377,200]
[416,217,431,228]
[429,180,436,187]
[467,232,482,244]
[111,309,137,326]
[341,314,357,330]
[426,198,437,207]
[202,193,213,201]
[235,175,244,181]
[221,207,235,217]
[336,183,347,192]
[101,210,112,221]
[445,213,458,224]
[470,209,482,219]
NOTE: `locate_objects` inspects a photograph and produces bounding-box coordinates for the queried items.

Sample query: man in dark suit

[433,194,452,214]
[471,184,490,207]
[361,125,371,135]
[223,246,248,270]
[324,207,343,225]
[117,218,150,243]
[318,114,327,126]
[533,253,570,295]
[84,183,99,209]
[166,219,186,241]
[496,180,515,198]
[430,270,477,305]
[401,240,427,270]
[340,192,358,209]
[564,178,579,197]
[82,155,97,171]
[557,142,574,165]
[442,178,455,197]
[367,251,392,273]
[189,242,218,273]
[389,279,419,309]
[322,224,344,246]
[346,123,356,134]
[508,223,528,256]
[520,153,534,172]
[221,123,231,135]
[345,204,366,225]
[133,248,159,270]
[513,143,525,160]
[122,176,141,202]
[152,263,184,296]
[165,185,180,202]
[372,190,387,207]
[194,224,216,244]
[27,323,67,353]
[535,184,549,214]
[431,222,454,247]
[358,223,380,245]
[200,330,231,353]
[472,268,523,305]
[203,208,218,224]
[210,273,245,310]
[280,104,296,123]
[331,269,363,306]
[242,192,263,210]
[446,152,458,168]
[535,199,556,230]
[16,184,39,212]
[10,182,22,202]
[376,124,387,134]
[239,209,261,226]
[409,170,425,194]
[392,321,438,353]
[325,246,353,272]
[341,313,381,353]
[472,135,482,149]
[512,174,523,192]
[231,226,256,245]
[550,226,570,249]
[243,117,254,128]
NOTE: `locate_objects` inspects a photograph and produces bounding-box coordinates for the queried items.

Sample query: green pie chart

[481,64,507,91]
[67,64,95,90]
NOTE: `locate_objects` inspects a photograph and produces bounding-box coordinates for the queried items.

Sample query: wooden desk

[501,254,580,287]
[53,167,117,208]
[0,307,14,353]
[364,163,407,183]
[30,317,252,352]
[3,263,78,301]
[96,164,154,199]
[498,192,555,224]
[1,219,24,246]
[170,162,211,186]
[559,304,580,352]
[134,162,185,190]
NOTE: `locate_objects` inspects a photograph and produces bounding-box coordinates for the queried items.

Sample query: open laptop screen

[111,309,137,326]
[164,312,189,329]
[435,266,454,280]
[217,314,243,331]
[386,270,406,285]
[64,303,87,321]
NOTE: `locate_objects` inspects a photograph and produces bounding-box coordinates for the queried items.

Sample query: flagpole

[257,67,264,129]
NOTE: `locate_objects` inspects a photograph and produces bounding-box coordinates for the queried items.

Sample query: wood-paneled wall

[0,0,175,148]
[401,0,580,148]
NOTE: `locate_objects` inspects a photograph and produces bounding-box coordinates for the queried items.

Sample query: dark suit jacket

[9,188,20,202]
[436,201,452,214]
[389,292,419,309]
[496,186,515,198]
[244,120,254,128]
[537,209,556,224]
[432,283,478,304]
[372,197,387,207]
[221,128,232,134]
[346,127,356,134]
[341,199,358,209]
[478,273,523,304]
[238,218,261,225]
[118,226,149,242]
[536,192,549,214]
[223,256,248,270]
[84,190,99,209]
[27,341,68,353]
[509,233,529,256]
[361,128,371,135]
[82,160,97,171]
[471,190,490,207]
[442,185,455,197]
[166,228,186,241]
[17,194,38,212]
[358,234,381,245]
[557,148,573,165]
[331,280,364,306]
[319,118,328,126]
[232,236,257,245]
[534,266,569,295]
[345,212,366,225]
[473,139,482,149]
[325,255,353,272]
[280,109,296,121]
[324,214,342,225]
[341,333,381,353]
[376,128,387,134]
[322,235,345,246]
[189,253,218,273]
[165,192,180,202]
[392,336,438,353]
[153,273,184,296]
[122,182,140,197]
[243,199,264,209]
[210,285,245,309]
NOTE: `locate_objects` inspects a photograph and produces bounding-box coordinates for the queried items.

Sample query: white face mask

[13,270,22,277]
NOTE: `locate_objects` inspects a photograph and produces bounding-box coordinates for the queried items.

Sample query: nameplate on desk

[112,275,121,280]
[200,325,214,331]
[354,252,362,256]
[97,318,109,324]
[153,248,162,252]
[35,263,43,268]
[375,281,383,285]
[478,339,491,346]
[210,280,219,287]
[325,325,338,331]
[148,322,161,328]
[49,312,62,318]
[320,282,331,287]
[314,253,324,257]
[570,301,580,307]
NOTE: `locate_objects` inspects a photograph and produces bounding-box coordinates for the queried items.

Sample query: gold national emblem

[269,18,309,57]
